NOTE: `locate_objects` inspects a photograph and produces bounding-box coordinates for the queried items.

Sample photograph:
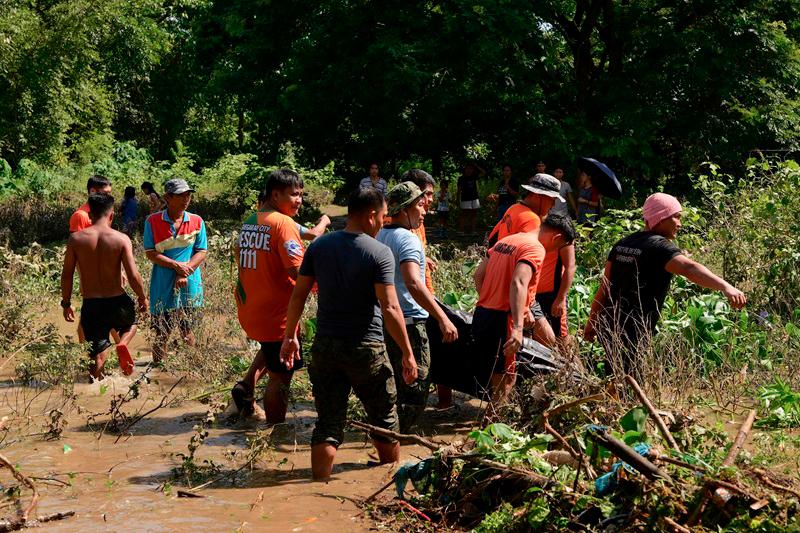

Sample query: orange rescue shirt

[487,203,541,247]
[235,210,305,342]
[537,249,561,294]
[477,232,545,312]
[69,203,91,233]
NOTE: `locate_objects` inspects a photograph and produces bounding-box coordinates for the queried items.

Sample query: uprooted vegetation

[361,376,800,531]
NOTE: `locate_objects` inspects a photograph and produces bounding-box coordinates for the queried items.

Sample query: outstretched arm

[665,255,746,308]
[301,215,331,241]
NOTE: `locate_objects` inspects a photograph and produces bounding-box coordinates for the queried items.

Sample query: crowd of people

[60,164,747,481]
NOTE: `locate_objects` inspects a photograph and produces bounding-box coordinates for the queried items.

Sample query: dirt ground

[0,307,483,532]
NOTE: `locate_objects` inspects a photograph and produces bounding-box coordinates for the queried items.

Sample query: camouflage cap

[387,181,424,216]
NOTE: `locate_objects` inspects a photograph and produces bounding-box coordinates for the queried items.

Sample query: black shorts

[472,306,511,375]
[80,294,136,357]
[535,292,569,337]
[260,341,304,374]
[152,308,202,338]
[437,211,450,222]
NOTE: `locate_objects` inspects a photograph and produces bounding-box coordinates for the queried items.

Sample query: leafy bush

[757,378,800,428]
[695,160,800,314]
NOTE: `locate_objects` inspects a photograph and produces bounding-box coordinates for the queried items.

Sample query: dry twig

[625,375,681,453]
[0,453,38,522]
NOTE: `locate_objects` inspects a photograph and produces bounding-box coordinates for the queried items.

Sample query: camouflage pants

[308,336,398,447]
[384,320,431,434]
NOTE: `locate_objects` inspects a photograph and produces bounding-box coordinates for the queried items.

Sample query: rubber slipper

[116,344,135,376]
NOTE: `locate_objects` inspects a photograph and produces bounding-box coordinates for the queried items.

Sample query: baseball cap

[520,173,564,202]
[164,179,195,195]
[387,181,424,216]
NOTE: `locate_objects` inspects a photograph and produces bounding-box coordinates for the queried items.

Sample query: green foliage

[757,378,800,428]
[475,503,516,533]
[695,160,800,314]
[468,423,554,473]
[4,0,800,183]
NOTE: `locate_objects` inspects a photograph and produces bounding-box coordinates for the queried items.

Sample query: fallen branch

[753,469,800,500]
[348,420,447,451]
[586,428,672,483]
[0,453,39,522]
[543,419,596,480]
[689,409,757,526]
[0,511,75,532]
[663,516,691,533]
[648,453,707,473]
[723,409,757,469]
[712,409,757,504]
[177,489,205,498]
[625,375,680,453]
[364,478,395,504]
[543,390,607,419]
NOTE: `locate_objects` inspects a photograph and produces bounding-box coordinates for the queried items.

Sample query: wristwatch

[60,300,71,309]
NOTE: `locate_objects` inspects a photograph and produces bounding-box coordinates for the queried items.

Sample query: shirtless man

[61,194,148,379]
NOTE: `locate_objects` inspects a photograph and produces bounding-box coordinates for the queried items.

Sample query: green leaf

[620,407,647,434]
[622,430,646,445]
[63,444,73,454]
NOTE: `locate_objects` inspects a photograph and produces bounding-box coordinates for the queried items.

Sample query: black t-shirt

[496,179,519,205]
[458,174,479,201]
[299,231,394,342]
[603,231,682,336]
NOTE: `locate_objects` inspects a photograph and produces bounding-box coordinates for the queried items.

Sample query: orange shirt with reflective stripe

[487,203,541,246]
[69,203,91,233]
[477,232,545,311]
[235,210,305,342]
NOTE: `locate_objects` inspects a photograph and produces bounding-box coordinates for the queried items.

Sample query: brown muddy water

[0,312,483,532]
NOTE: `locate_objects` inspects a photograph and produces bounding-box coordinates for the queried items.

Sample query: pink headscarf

[643,193,682,228]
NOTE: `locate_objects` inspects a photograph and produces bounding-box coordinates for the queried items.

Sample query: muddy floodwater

[0,312,482,532]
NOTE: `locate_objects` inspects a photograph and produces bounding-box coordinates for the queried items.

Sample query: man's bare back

[68,225,131,299]
[61,195,148,379]
[61,205,148,325]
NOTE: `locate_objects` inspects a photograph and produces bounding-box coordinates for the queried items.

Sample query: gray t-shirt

[299,231,395,342]
[549,181,574,217]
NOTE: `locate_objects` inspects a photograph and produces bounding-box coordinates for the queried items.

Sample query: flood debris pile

[359,377,800,532]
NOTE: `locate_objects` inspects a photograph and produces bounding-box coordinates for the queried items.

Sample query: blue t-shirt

[143,210,208,314]
[121,198,139,225]
[376,226,428,320]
